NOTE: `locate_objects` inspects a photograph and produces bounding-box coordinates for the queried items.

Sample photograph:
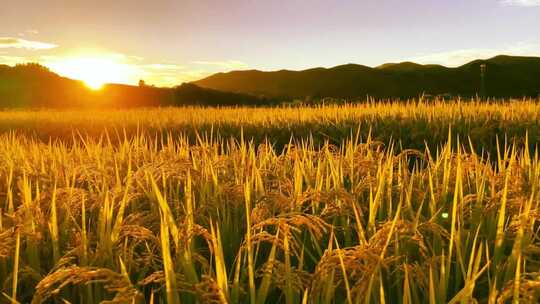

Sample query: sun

[84,78,104,90]
[46,55,135,90]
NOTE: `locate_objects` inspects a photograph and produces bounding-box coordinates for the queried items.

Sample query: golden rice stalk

[31,266,143,304]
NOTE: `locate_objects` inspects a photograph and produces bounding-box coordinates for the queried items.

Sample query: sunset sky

[1,0,540,87]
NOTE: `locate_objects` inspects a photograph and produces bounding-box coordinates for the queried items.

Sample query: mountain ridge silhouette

[193,55,540,99]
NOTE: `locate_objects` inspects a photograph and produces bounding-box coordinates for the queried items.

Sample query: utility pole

[480,64,486,99]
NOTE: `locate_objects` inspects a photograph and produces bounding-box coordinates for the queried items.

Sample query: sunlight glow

[46,56,136,90]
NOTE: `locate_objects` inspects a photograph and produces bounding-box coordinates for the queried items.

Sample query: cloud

[0,37,57,50]
[138,64,209,86]
[192,60,249,70]
[407,42,540,66]
[501,0,540,6]
[18,29,39,37]
[179,70,212,79]
[143,63,184,70]
[127,55,144,62]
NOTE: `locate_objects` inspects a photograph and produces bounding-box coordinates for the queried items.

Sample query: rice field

[0,99,539,152]
[0,99,539,303]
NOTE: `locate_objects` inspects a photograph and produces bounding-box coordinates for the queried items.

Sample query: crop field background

[0,99,539,303]
[0,99,539,152]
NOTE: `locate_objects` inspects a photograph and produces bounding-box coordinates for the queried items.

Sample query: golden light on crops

[46,56,135,90]
[0,100,540,302]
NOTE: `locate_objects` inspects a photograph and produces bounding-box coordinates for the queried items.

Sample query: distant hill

[193,55,540,99]
[0,63,90,108]
[0,63,270,108]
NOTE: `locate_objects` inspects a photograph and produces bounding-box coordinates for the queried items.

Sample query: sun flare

[46,56,135,90]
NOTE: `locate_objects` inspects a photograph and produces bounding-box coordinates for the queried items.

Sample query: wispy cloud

[18,29,39,37]
[501,0,540,7]
[407,42,540,66]
[140,66,214,85]
[192,60,248,70]
[0,37,57,50]
[179,70,212,80]
[143,63,184,70]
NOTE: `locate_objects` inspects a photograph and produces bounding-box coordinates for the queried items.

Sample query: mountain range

[193,55,540,99]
